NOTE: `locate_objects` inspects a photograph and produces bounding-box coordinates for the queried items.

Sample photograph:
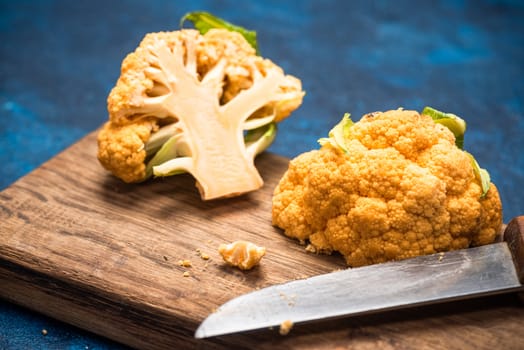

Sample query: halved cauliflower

[97,27,304,200]
[272,109,502,267]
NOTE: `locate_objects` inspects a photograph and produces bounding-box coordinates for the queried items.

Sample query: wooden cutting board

[0,131,523,350]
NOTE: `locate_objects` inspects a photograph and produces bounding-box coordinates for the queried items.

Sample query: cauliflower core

[97,28,304,199]
[272,109,502,267]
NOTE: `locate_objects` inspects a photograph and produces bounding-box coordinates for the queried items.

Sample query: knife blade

[195,216,524,339]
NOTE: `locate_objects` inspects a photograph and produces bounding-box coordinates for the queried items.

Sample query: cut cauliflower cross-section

[97,18,304,200]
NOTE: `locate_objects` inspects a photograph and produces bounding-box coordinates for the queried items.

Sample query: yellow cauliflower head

[272,109,502,267]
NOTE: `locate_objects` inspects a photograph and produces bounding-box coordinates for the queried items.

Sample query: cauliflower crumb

[305,244,317,253]
[178,259,192,267]
[272,109,503,267]
[279,292,297,307]
[195,248,210,260]
[218,241,266,270]
[279,320,293,335]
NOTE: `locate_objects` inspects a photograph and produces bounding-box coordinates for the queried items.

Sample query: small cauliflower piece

[279,319,294,336]
[218,240,266,270]
[178,259,192,267]
[272,109,503,267]
[97,14,304,200]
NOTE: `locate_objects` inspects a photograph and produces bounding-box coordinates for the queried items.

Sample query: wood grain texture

[0,131,523,350]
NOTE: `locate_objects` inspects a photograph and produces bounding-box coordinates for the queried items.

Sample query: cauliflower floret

[97,26,304,199]
[272,109,503,267]
[97,119,158,183]
[218,240,266,270]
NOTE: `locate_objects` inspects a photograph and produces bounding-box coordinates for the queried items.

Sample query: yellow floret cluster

[272,109,502,267]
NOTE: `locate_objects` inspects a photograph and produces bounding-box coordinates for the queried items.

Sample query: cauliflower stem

[142,40,285,198]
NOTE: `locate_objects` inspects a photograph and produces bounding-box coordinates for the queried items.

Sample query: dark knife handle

[504,216,524,284]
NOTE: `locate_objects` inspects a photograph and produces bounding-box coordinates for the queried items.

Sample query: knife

[195,216,524,338]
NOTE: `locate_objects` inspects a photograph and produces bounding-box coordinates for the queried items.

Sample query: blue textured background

[1,0,523,348]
